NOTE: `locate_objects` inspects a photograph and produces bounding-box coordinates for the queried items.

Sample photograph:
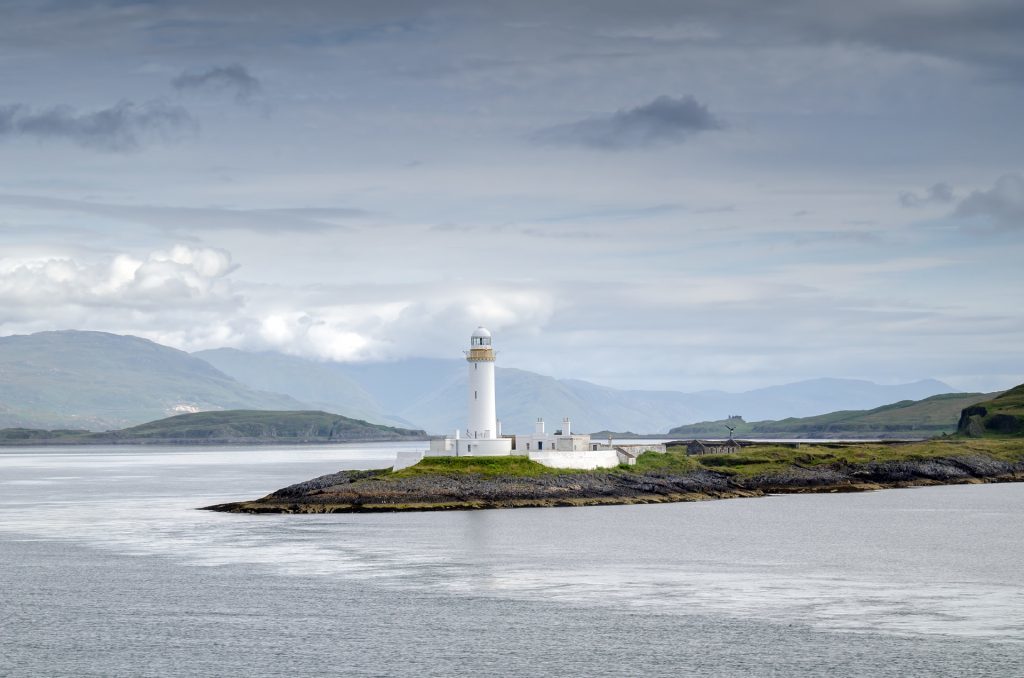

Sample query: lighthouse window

[474,390,477,399]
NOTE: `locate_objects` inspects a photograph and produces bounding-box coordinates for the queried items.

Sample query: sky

[0,0,1022,393]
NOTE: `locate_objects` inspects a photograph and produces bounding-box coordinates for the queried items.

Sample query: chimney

[535,417,545,435]
[562,417,571,437]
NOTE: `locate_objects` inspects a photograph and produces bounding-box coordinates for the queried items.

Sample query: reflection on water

[1,443,1023,676]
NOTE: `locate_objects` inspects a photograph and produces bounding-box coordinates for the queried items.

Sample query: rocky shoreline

[204,453,1024,514]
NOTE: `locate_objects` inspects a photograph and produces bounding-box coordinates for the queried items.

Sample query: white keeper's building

[392,327,663,471]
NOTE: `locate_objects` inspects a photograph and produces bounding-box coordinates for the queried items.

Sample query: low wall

[616,443,666,455]
[528,448,620,470]
[393,450,427,471]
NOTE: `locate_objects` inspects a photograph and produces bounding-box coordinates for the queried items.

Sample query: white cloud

[0,245,237,311]
[0,246,559,365]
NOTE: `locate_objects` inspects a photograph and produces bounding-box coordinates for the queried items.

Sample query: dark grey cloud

[807,2,1024,81]
[171,64,262,102]
[0,100,196,152]
[577,1,1024,79]
[899,182,955,208]
[4,2,1024,80]
[534,95,722,150]
[953,173,1024,229]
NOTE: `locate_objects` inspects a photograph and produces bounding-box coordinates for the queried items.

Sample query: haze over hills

[195,346,957,434]
[0,331,961,434]
[191,349,417,429]
[0,331,306,430]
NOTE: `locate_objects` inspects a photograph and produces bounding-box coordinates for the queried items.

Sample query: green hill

[957,385,1024,437]
[0,331,308,430]
[668,391,997,439]
[0,410,426,445]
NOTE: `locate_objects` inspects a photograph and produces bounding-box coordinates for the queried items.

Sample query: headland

[204,438,1024,514]
[0,410,427,446]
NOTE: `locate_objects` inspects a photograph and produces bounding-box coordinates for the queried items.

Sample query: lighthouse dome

[470,326,492,347]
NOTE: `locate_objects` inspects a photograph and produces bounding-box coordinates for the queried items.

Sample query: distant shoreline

[0,433,932,447]
[0,436,431,447]
[0,409,427,447]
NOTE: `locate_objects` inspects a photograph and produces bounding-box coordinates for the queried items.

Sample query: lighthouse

[466,326,497,440]
[393,325,630,470]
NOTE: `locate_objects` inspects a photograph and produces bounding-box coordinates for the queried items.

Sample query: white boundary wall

[527,448,620,470]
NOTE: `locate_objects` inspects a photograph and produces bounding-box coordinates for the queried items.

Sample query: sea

[1,442,1023,677]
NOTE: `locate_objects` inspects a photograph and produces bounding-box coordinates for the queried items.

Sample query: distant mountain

[0,331,959,435]
[0,410,426,445]
[958,384,1024,437]
[669,392,997,439]
[704,377,958,421]
[193,348,416,428]
[192,348,958,434]
[0,331,307,430]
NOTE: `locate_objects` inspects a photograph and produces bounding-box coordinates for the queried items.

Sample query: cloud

[0,245,557,364]
[899,182,955,208]
[0,245,237,311]
[953,173,1024,229]
[533,95,723,150]
[0,194,368,234]
[0,100,196,152]
[171,64,262,102]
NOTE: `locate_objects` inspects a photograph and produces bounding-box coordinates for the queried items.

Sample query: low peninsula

[206,386,1024,513]
[204,438,1024,514]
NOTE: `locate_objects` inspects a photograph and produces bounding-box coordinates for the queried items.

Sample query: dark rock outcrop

[205,454,1024,514]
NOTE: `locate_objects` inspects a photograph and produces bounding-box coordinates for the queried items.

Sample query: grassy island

[205,437,1024,514]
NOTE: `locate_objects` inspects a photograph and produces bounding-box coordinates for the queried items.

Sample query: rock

[987,414,1023,435]
[964,415,986,438]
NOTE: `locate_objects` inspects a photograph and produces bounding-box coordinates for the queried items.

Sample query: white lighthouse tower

[466,326,497,440]
[393,324,632,470]
[455,327,513,456]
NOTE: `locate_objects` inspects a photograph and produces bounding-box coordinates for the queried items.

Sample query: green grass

[958,384,1024,437]
[986,384,1024,416]
[390,438,1024,481]
[628,449,701,473]
[390,455,578,478]
[646,439,1024,477]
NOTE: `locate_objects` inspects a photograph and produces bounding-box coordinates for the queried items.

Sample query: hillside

[668,392,997,439]
[193,348,415,428]
[0,331,307,430]
[958,385,1024,437]
[193,348,957,434]
[0,410,426,445]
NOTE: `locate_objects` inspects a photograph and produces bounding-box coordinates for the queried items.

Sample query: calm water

[1,443,1023,677]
